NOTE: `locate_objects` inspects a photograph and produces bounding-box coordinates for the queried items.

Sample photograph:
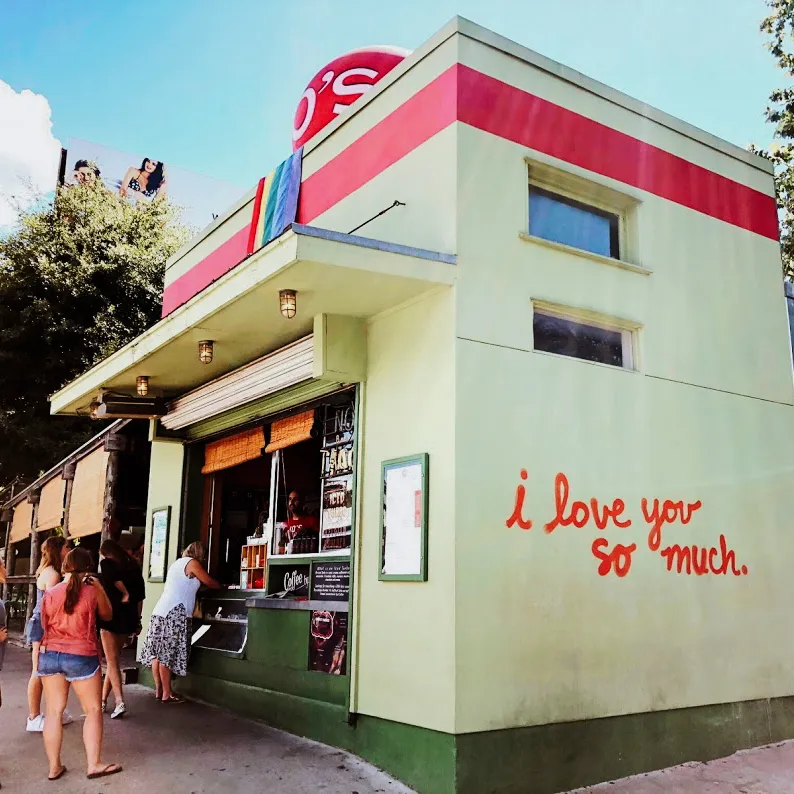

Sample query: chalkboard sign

[310,561,350,602]
[267,564,310,598]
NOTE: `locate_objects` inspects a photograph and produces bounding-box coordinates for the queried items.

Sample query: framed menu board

[148,506,171,583]
[379,454,428,581]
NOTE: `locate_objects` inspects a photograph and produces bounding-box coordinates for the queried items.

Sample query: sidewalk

[0,643,415,793]
[568,742,794,793]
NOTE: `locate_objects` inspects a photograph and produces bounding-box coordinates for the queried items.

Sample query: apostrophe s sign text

[292,46,409,151]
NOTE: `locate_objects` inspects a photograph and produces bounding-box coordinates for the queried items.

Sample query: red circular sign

[292,45,410,151]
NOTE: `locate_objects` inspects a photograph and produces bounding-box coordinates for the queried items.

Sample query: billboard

[60,138,245,231]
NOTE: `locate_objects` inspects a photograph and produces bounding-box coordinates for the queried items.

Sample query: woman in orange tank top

[39,548,122,782]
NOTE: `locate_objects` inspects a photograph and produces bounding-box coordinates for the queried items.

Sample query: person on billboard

[119,158,167,200]
[71,160,101,185]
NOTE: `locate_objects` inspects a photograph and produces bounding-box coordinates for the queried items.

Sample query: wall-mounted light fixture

[279,289,297,319]
[199,340,214,364]
[136,376,150,397]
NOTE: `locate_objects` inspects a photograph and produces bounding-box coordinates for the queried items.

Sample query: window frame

[523,159,646,273]
[531,301,639,372]
[528,184,621,260]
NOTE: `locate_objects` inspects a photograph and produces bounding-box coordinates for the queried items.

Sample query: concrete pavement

[568,741,794,793]
[3,639,793,793]
[0,643,415,793]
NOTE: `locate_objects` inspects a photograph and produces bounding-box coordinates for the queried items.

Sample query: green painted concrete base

[137,667,794,794]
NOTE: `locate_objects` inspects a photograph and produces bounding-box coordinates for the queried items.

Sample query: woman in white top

[137,542,220,703]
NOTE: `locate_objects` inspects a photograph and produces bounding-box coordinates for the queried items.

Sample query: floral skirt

[137,604,191,677]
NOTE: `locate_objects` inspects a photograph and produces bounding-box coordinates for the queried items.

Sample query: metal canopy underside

[50,225,456,416]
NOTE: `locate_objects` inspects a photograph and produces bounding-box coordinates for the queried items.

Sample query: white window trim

[523,158,647,274]
[531,300,641,372]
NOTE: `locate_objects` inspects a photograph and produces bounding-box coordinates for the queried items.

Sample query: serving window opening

[198,389,356,590]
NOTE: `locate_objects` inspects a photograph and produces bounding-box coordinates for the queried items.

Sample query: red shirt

[285,514,319,542]
[41,579,100,657]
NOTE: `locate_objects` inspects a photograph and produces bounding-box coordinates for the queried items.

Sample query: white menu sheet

[382,461,424,576]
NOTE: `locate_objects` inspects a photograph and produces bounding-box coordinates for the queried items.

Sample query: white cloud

[0,80,61,227]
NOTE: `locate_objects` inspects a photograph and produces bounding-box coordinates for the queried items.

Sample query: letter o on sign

[292,45,410,151]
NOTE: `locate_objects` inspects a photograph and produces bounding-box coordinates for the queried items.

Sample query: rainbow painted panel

[247,148,304,255]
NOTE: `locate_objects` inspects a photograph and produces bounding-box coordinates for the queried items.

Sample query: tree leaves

[0,182,189,485]
[759,0,794,279]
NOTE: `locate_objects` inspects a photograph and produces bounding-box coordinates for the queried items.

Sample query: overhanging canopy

[50,225,456,417]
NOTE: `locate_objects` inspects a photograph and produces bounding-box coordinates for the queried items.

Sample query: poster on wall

[308,610,347,675]
[148,506,170,582]
[310,561,350,602]
[60,138,245,231]
[380,455,428,581]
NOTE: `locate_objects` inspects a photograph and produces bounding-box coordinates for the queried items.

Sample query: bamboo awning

[10,500,33,543]
[203,426,266,474]
[68,448,110,539]
[36,476,66,532]
[265,410,315,453]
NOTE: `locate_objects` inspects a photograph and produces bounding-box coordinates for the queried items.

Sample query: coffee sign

[268,563,310,598]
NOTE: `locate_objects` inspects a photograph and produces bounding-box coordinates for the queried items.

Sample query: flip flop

[48,766,67,781]
[86,764,122,780]
[161,694,185,704]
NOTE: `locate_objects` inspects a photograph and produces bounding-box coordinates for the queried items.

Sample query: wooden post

[61,460,76,541]
[1,507,11,601]
[102,432,126,542]
[26,491,41,628]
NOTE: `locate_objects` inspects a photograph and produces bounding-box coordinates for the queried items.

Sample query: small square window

[533,308,634,370]
[529,186,620,259]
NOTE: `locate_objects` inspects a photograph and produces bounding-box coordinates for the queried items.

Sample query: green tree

[0,181,189,485]
[759,0,794,279]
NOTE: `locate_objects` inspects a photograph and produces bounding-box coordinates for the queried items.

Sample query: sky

[0,0,786,226]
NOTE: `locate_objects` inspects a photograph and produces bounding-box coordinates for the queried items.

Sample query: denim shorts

[25,615,44,644]
[38,650,100,682]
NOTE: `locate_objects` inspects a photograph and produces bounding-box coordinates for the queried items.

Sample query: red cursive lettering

[591,537,637,577]
[506,469,533,530]
[661,535,744,576]
[642,498,703,551]
[545,473,631,534]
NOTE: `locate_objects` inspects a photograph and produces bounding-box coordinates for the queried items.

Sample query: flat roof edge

[454,17,774,176]
[164,185,257,274]
[293,223,457,263]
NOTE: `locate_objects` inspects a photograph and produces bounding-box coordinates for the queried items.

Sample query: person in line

[0,555,7,789]
[98,539,145,719]
[1,553,8,700]
[138,542,221,703]
[119,158,166,200]
[26,536,74,732]
[39,548,122,781]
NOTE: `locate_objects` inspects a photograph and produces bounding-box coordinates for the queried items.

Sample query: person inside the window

[284,491,319,551]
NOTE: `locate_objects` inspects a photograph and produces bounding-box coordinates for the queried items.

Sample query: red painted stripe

[455,65,778,240]
[164,62,778,317]
[247,177,266,255]
[161,225,251,317]
[297,64,459,224]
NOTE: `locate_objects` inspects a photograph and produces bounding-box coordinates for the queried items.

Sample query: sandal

[86,764,122,780]
[48,766,67,781]
[161,694,185,704]
[101,700,107,713]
